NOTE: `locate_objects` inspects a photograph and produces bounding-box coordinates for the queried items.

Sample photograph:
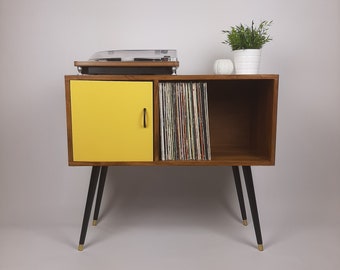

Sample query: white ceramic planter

[233,49,261,74]
[213,59,234,74]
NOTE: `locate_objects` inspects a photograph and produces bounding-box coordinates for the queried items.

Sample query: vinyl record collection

[159,82,211,160]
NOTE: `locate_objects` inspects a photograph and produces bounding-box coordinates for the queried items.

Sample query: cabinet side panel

[65,77,74,164]
[250,79,278,164]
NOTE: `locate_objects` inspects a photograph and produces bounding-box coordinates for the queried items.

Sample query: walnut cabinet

[65,74,279,251]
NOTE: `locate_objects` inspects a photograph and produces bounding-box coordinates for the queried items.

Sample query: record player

[75,50,179,75]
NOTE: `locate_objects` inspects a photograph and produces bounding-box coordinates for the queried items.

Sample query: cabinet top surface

[65,74,279,81]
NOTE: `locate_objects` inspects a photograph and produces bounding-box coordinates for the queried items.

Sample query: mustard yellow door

[70,80,153,162]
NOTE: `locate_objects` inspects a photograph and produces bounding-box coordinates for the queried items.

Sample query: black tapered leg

[242,166,263,251]
[92,166,108,226]
[78,166,101,251]
[232,166,248,226]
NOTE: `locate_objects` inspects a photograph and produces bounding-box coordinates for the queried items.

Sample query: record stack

[159,82,211,160]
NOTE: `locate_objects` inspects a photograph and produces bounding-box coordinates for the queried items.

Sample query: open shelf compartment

[154,76,278,165]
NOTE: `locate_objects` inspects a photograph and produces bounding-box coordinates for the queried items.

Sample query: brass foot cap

[92,220,97,226]
[78,245,84,251]
[242,220,248,226]
[258,244,264,251]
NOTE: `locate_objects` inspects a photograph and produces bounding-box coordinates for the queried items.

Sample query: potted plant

[222,20,272,74]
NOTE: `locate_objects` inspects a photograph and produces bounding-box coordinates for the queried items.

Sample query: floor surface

[1,188,339,270]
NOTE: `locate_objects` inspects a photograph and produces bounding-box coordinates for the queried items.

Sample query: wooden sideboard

[65,74,279,251]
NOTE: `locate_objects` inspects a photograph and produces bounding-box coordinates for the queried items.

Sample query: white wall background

[0,0,339,252]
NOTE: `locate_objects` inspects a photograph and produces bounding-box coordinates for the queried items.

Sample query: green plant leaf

[222,20,272,50]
